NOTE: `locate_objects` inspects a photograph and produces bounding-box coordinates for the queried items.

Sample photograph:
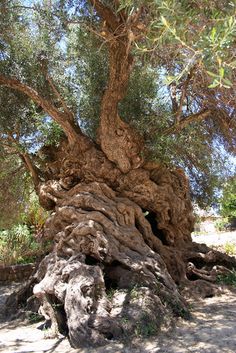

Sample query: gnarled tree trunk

[29,134,235,348]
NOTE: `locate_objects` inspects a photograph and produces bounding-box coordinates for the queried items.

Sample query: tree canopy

[220,176,236,218]
[1,0,236,208]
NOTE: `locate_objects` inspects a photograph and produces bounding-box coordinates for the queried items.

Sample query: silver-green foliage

[0,0,236,208]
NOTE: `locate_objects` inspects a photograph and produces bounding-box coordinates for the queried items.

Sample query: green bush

[0,224,51,265]
[21,194,48,235]
[217,269,236,287]
[220,178,236,218]
[214,218,228,232]
[224,242,236,256]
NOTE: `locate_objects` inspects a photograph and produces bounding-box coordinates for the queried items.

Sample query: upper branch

[170,67,196,124]
[88,1,146,172]
[0,74,82,144]
[162,109,211,136]
[175,67,195,122]
[89,0,121,31]
[20,153,42,188]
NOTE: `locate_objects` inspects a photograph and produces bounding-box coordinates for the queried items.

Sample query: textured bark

[89,1,145,173]
[98,41,143,173]
[19,137,233,348]
[33,179,188,346]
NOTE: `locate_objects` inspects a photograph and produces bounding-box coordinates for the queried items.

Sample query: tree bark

[3,90,236,349]
[90,0,145,173]
[19,135,234,348]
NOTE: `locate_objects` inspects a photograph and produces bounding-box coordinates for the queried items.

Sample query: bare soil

[192,230,236,248]
[1,286,236,353]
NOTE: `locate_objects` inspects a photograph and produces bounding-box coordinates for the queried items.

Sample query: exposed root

[186,262,233,282]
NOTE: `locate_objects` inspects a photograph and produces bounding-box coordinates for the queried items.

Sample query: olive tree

[1,0,236,347]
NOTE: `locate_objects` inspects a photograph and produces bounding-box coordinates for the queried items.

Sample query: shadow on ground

[0,283,236,353]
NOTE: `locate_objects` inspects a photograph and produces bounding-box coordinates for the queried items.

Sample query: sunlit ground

[192,230,236,248]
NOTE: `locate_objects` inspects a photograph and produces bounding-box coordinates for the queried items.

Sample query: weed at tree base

[217,269,236,287]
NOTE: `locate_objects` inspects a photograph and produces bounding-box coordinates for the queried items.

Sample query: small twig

[45,73,73,118]
[162,109,211,136]
[174,66,196,123]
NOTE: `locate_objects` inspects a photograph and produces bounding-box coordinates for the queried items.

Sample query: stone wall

[0,263,36,282]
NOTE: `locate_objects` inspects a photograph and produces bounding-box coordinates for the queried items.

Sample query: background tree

[220,177,236,218]
[0,153,30,228]
[1,0,236,348]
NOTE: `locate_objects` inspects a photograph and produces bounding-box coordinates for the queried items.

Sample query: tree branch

[170,83,178,119]
[170,67,196,124]
[88,1,145,172]
[89,0,121,31]
[162,109,211,136]
[175,67,195,123]
[0,75,81,144]
[20,153,42,188]
[45,73,73,118]
[0,133,41,187]
[0,5,37,13]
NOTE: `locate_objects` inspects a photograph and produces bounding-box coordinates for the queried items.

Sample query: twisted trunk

[26,136,234,348]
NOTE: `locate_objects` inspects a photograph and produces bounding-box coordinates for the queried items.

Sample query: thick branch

[20,153,42,187]
[89,1,132,103]
[89,2,145,172]
[45,74,73,118]
[0,75,81,144]
[162,109,211,136]
[89,0,121,31]
[170,67,196,124]
[175,68,195,123]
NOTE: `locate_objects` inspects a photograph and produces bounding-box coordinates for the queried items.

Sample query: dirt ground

[192,230,236,248]
[0,287,236,353]
[0,232,236,353]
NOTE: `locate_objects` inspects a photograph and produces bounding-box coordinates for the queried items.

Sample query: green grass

[134,313,158,338]
[217,269,236,287]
